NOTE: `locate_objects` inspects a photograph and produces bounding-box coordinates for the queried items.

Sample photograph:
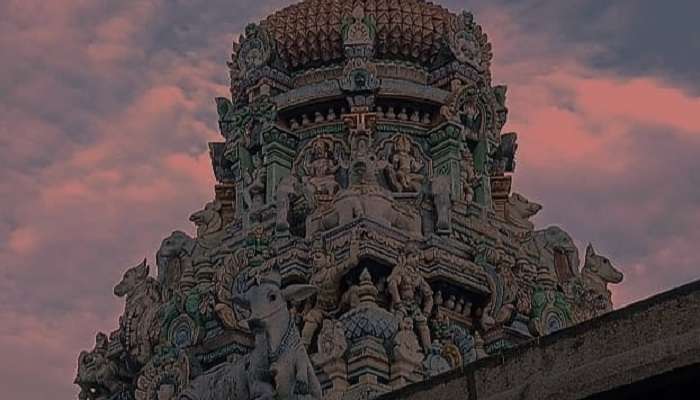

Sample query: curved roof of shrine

[262,0,458,71]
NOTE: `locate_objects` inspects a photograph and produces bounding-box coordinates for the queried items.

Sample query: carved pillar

[214,183,236,226]
[429,122,463,199]
[474,136,492,208]
[262,127,296,204]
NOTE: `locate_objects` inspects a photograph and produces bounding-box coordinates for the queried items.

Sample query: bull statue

[579,243,624,315]
[178,266,322,400]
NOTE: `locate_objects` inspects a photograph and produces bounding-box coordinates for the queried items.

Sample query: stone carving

[75,333,127,400]
[300,137,343,208]
[342,6,376,48]
[526,226,579,283]
[114,259,162,367]
[156,231,196,302]
[312,319,348,364]
[431,175,452,233]
[212,249,248,330]
[180,267,321,400]
[567,244,624,321]
[135,350,190,400]
[243,155,267,211]
[492,132,517,175]
[382,134,425,193]
[505,193,542,232]
[448,11,492,72]
[232,23,275,79]
[388,243,433,352]
[76,2,627,398]
[275,174,298,233]
[302,243,359,348]
[461,148,481,203]
[217,95,276,146]
[393,318,424,365]
[189,201,225,253]
[421,342,451,378]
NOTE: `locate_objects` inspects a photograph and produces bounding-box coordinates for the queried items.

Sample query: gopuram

[74,1,626,399]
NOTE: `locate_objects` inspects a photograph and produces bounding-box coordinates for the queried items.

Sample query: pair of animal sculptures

[178,267,322,400]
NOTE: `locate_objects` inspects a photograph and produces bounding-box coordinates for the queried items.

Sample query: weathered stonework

[376,279,700,400]
[74,1,626,399]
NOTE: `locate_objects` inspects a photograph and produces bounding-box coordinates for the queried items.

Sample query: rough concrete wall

[379,280,700,400]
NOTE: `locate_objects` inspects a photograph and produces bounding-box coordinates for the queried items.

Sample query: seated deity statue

[302,140,340,207]
[384,135,424,193]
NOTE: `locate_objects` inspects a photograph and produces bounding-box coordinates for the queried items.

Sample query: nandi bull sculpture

[178,265,322,400]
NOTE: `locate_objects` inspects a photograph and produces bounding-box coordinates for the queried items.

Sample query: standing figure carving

[461,148,481,203]
[388,242,433,352]
[244,155,267,211]
[302,243,359,348]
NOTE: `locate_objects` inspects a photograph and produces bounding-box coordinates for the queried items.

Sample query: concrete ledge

[378,279,700,400]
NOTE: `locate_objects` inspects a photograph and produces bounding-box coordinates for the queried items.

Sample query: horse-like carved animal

[114,259,162,367]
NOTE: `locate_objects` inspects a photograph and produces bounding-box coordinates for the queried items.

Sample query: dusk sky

[1,0,699,398]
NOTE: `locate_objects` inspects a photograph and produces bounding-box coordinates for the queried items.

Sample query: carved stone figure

[114,259,162,367]
[189,200,224,243]
[75,333,127,400]
[135,351,190,400]
[302,138,341,208]
[302,243,359,348]
[505,193,542,232]
[461,148,481,203]
[312,319,348,364]
[384,135,424,193]
[179,267,322,400]
[244,155,267,211]
[393,318,423,365]
[431,175,452,233]
[156,231,196,301]
[275,175,298,233]
[569,244,624,320]
[526,226,580,283]
[388,243,433,351]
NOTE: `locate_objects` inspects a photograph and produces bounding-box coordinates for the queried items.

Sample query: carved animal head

[189,200,223,238]
[114,259,149,297]
[156,231,196,281]
[232,268,317,333]
[583,244,623,285]
[508,193,542,219]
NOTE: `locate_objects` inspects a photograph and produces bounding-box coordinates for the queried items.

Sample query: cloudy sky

[1,0,699,398]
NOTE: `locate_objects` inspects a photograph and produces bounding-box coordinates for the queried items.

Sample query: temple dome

[262,0,457,71]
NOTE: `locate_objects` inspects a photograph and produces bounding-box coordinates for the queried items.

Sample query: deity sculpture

[384,135,424,193]
[301,243,359,348]
[302,139,341,208]
[244,155,266,211]
[388,242,434,351]
[461,148,481,203]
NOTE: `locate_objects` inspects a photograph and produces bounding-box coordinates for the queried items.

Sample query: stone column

[473,136,492,208]
[261,128,296,204]
[429,122,463,199]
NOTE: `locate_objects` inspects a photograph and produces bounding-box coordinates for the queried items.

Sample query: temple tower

[74,1,624,399]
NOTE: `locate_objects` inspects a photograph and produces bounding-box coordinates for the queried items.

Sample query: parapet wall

[379,279,700,400]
